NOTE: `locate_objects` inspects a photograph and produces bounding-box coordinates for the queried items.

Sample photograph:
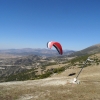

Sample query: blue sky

[0,0,100,50]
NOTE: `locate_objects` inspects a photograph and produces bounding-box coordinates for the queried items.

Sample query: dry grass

[0,82,100,100]
[0,64,100,100]
[46,63,68,70]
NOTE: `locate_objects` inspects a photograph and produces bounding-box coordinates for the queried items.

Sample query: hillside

[0,53,100,100]
[0,54,70,80]
[70,43,100,56]
[1,43,100,82]
[0,47,100,82]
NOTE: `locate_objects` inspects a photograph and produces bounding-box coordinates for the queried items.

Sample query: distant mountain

[70,43,100,56]
[0,48,75,57]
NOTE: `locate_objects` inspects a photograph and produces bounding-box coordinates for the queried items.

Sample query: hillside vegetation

[0,53,100,100]
[1,53,100,82]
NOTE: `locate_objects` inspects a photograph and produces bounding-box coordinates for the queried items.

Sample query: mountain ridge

[71,43,100,56]
[0,48,75,57]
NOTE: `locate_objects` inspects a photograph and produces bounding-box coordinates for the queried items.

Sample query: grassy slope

[0,65,100,100]
[0,54,100,100]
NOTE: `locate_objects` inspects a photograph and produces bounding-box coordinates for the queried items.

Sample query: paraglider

[47,41,63,55]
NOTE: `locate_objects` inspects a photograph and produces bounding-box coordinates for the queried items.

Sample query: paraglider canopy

[47,41,63,55]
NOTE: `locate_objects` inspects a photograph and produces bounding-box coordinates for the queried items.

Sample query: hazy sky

[0,0,100,50]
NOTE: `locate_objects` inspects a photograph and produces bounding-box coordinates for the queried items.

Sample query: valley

[0,45,100,100]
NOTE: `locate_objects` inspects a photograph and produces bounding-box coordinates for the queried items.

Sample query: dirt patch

[17,94,33,100]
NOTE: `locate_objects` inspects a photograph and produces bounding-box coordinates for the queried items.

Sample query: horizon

[0,42,99,51]
[0,0,100,50]
[0,47,76,51]
[0,40,99,51]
